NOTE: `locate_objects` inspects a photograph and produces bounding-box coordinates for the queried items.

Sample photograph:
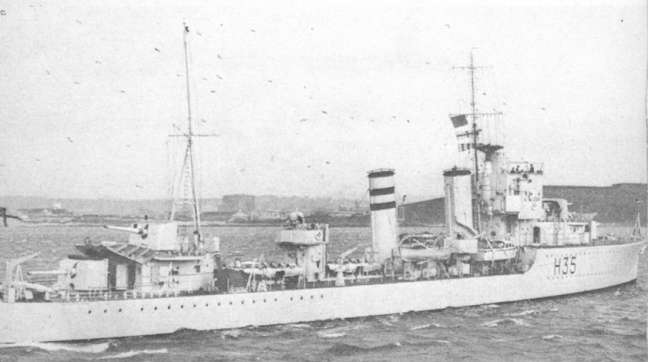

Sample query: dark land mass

[401,183,647,226]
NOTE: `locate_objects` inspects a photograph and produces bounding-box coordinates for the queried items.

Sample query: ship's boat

[398,233,452,261]
[473,240,518,262]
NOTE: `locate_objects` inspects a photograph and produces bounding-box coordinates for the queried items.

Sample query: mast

[452,50,503,233]
[170,23,215,242]
[645,1,648,233]
[182,23,202,240]
[468,50,482,232]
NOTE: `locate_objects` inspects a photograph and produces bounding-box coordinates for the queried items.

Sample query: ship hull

[0,241,643,343]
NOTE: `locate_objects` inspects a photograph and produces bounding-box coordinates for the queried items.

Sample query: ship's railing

[47,288,212,303]
[39,274,397,302]
[10,265,535,304]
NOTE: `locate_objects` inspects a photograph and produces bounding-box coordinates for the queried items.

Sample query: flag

[450,114,468,128]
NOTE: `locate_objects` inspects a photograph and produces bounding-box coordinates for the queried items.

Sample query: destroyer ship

[0,32,645,342]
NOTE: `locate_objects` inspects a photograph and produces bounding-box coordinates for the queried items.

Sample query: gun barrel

[104,225,140,234]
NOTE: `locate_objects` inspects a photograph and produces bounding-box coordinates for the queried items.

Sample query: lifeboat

[398,233,452,261]
[473,240,518,261]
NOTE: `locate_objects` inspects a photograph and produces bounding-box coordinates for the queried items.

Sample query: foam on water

[98,348,168,359]
[481,318,532,327]
[507,309,538,317]
[410,324,432,331]
[542,334,563,341]
[317,331,347,338]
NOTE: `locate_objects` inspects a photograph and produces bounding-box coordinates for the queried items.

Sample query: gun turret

[104,224,148,239]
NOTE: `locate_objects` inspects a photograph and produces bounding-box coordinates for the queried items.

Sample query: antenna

[169,23,218,243]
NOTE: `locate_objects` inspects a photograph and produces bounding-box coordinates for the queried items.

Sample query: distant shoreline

[4,221,639,229]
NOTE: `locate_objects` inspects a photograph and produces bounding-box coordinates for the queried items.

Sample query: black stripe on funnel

[369,186,395,196]
[370,201,396,211]
[368,169,395,178]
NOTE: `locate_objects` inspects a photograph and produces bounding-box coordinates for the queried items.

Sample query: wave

[326,341,403,356]
[317,331,347,339]
[316,323,365,338]
[98,348,168,360]
[0,341,110,354]
[481,318,531,327]
[507,309,538,317]
[221,329,243,339]
[483,304,500,309]
[541,334,563,341]
[409,322,446,330]
[410,324,431,331]
[286,323,312,329]
[377,318,395,327]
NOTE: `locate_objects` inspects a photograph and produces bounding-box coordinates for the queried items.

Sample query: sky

[0,0,646,201]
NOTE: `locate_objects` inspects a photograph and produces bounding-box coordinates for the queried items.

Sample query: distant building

[220,194,255,213]
[228,210,250,223]
[17,207,74,223]
[252,210,285,221]
[201,211,236,222]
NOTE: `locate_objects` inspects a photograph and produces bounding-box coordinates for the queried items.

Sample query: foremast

[169,23,215,242]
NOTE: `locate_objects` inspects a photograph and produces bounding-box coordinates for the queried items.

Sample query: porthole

[180,305,184,309]
[263,299,267,303]
[104,309,107,313]
[88,310,92,314]
[320,294,324,299]
[154,306,158,311]
[229,301,233,305]
[193,304,197,308]
[118,308,122,312]
[300,296,304,300]
[274,298,278,302]
[241,300,244,305]
[140,307,144,311]
[217,302,221,306]
[205,303,209,307]
[252,300,256,304]
[167,305,171,310]
[310,295,314,299]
